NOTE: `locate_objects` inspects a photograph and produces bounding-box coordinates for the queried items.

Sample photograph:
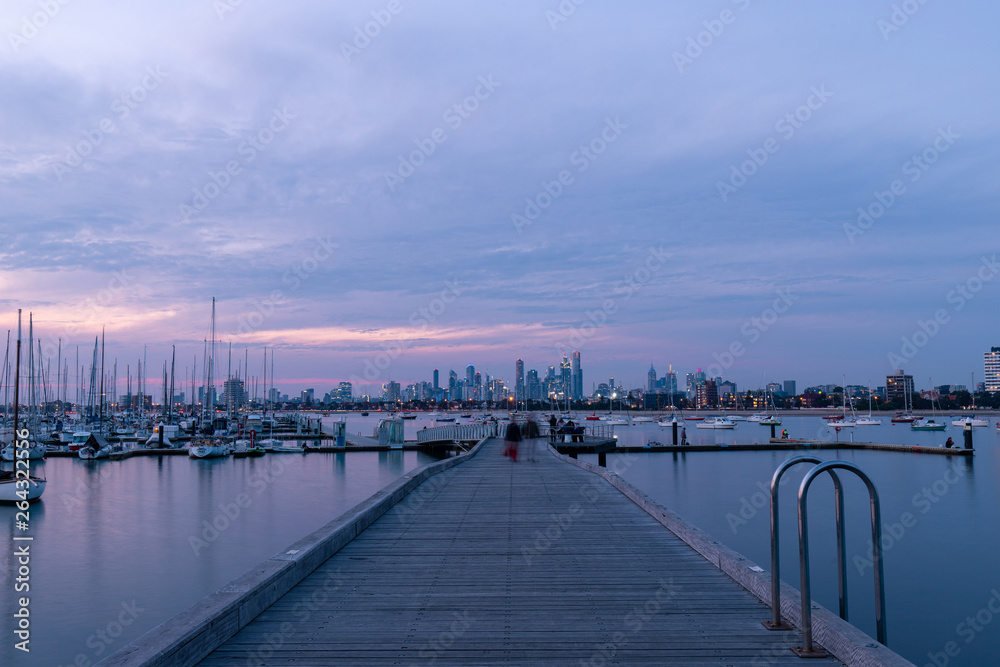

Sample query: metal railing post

[764,456,846,631]
[794,461,886,657]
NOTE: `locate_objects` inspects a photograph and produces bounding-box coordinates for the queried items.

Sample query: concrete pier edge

[550,444,916,667]
[97,438,488,667]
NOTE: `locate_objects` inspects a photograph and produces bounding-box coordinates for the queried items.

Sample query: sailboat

[856,382,881,425]
[0,310,46,502]
[953,372,989,427]
[695,415,737,429]
[891,385,916,422]
[828,377,857,427]
[189,298,230,459]
[912,381,946,431]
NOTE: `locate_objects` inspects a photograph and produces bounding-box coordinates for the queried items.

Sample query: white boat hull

[188,445,230,459]
[1,442,46,461]
[0,476,46,502]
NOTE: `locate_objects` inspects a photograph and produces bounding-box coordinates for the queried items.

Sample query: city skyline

[2,2,998,400]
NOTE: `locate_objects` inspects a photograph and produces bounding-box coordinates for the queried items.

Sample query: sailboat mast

[13,311,21,437]
[169,345,175,423]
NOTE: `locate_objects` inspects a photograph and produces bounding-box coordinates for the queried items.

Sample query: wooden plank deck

[199,438,842,665]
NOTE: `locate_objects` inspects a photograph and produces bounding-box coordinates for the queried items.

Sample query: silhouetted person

[504,420,521,461]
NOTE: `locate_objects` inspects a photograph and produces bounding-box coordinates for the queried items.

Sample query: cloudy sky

[1,0,997,398]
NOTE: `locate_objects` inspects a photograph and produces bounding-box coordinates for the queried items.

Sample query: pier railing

[415,422,615,444]
[416,423,502,443]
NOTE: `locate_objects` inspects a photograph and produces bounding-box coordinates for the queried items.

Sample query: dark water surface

[1,449,436,667]
[583,416,997,667]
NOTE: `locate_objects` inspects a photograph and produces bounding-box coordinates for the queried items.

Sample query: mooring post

[770,424,776,439]
[598,451,607,467]
[672,421,678,445]
[964,422,973,450]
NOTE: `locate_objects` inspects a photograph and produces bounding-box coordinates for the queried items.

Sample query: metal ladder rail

[764,455,847,631]
[794,460,887,657]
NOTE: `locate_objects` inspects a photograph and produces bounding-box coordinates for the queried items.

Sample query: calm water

[0,447,437,667]
[583,415,999,667]
[3,412,993,666]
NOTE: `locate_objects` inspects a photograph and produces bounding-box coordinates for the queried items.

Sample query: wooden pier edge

[549,444,917,667]
[97,438,489,667]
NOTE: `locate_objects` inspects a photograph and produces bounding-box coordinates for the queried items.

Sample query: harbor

[104,437,907,666]
[3,410,991,665]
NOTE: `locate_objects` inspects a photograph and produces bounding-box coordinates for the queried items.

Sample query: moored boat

[0,470,45,503]
[695,416,737,429]
[911,418,947,431]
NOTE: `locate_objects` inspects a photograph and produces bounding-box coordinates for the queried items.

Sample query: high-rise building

[560,355,571,401]
[695,380,718,408]
[433,369,439,392]
[300,388,314,405]
[527,369,541,401]
[337,381,352,402]
[665,367,677,396]
[647,364,657,393]
[985,348,1000,393]
[466,364,475,389]
[885,370,914,403]
[783,380,796,397]
[571,351,582,400]
[383,381,401,403]
[223,378,247,408]
[515,359,525,403]
[448,370,458,401]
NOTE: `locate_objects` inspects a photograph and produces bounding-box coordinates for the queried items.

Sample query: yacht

[187,438,230,459]
[911,418,947,432]
[952,416,989,428]
[695,416,737,429]
[0,470,45,503]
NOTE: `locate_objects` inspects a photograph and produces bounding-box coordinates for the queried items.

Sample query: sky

[1,0,998,398]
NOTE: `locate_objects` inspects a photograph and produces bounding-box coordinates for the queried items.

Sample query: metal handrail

[795,460,887,657]
[764,456,847,632]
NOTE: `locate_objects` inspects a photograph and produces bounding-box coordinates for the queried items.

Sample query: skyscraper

[466,364,475,388]
[560,354,571,401]
[986,348,1000,393]
[571,351,582,400]
[885,370,914,403]
[665,366,677,396]
[515,359,525,404]
[433,369,439,392]
[647,364,657,393]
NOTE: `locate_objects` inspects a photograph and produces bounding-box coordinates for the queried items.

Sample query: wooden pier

[102,438,914,666]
